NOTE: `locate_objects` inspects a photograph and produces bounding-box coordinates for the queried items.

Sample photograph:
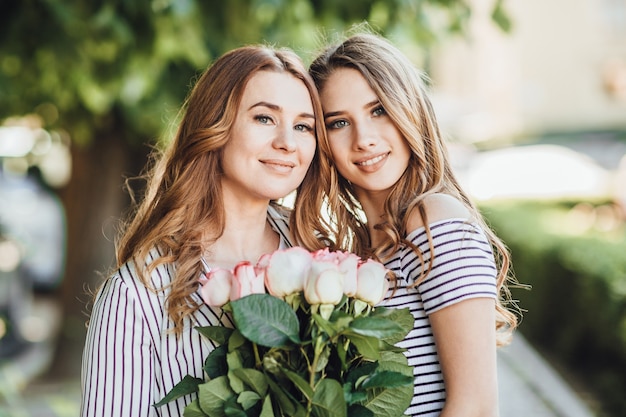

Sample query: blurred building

[427,0,626,144]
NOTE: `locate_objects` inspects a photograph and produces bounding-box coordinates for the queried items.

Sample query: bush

[481,200,626,417]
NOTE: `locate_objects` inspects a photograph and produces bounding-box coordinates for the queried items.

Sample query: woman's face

[221,70,317,203]
[319,67,411,200]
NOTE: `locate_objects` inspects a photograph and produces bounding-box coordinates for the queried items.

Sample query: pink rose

[261,247,313,297]
[200,268,233,307]
[356,259,390,306]
[231,261,266,301]
[335,251,360,297]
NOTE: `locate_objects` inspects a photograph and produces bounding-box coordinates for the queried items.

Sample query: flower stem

[253,342,261,367]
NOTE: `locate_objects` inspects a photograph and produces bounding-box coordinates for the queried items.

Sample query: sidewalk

[0,332,598,417]
[498,334,597,417]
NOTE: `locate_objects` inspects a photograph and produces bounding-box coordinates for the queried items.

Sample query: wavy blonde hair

[113,45,325,335]
[304,31,519,346]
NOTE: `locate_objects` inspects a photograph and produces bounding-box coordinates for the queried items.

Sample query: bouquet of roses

[156,247,415,417]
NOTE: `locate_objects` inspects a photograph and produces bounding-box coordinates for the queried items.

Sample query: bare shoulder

[407,193,472,232]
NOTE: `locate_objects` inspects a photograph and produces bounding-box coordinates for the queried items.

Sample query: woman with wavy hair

[80,45,325,417]
[305,31,520,417]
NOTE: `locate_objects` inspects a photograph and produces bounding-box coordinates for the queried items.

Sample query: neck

[355,190,388,248]
[204,200,279,270]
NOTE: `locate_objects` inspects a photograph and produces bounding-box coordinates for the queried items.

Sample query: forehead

[320,67,376,110]
[240,70,313,109]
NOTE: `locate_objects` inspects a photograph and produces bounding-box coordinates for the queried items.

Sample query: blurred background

[0,0,624,416]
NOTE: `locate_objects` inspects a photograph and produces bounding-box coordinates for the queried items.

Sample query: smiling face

[319,67,411,201]
[221,70,317,203]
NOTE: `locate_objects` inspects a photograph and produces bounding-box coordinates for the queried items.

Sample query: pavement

[497,334,597,417]
[0,300,599,417]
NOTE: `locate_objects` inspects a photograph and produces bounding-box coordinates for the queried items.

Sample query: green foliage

[0,0,511,146]
[482,200,626,417]
[156,293,414,417]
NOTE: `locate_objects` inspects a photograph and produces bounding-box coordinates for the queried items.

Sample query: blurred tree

[0,0,510,376]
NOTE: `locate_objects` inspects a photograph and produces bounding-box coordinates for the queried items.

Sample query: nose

[272,125,297,153]
[353,120,377,150]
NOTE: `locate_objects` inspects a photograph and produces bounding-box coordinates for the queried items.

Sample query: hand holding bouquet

[157,248,415,417]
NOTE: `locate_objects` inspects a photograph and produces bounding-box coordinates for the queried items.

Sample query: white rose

[304,258,344,306]
[356,259,390,306]
[262,247,313,298]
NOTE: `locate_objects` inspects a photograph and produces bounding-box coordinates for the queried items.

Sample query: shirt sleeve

[404,220,498,315]
[80,275,157,417]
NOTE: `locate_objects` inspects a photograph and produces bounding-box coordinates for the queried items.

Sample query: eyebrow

[324,99,380,119]
[250,101,315,120]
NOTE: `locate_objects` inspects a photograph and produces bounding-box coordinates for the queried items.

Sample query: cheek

[328,140,349,166]
[299,138,317,166]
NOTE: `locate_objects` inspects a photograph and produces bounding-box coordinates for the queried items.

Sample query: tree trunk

[52,126,149,378]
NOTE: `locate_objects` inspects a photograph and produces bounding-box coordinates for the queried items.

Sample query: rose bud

[262,247,313,298]
[356,259,390,306]
[200,268,233,307]
[231,261,266,301]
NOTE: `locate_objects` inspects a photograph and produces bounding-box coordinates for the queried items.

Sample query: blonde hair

[113,45,325,335]
[305,31,519,346]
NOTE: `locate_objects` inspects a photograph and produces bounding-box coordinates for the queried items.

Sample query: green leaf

[360,371,413,389]
[223,396,247,417]
[154,375,203,407]
[312,313,339,337]
[379,351,410,368]
[228,370,245,394]
[227,349,245,370]
[183,399,209,417]
[346,404,373,417]
[492,0,512,32]
[231,294,301,347]
[228,329,248,352]
[231,368,269,396]
[360,355,413,417]
[343,383,367,406]
[368,307,414,344]
[377,340,407,354]
[349,317,405,338]
[311,378,347,417]
[265,377,299,417]
[345,362,378,385]
[237,391,262,410]
[197,376,236,417]
[260,395,275,417]
[344,333,380,361]
[227,349,246,393]
[204,344,228,379]
[196,326,234,345]
[278,366,314,400]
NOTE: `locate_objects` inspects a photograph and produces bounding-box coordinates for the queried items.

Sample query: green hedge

[481,201,626,417]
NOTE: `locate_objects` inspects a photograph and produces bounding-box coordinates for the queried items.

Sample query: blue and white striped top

[80,206,292,417]
[379,218,498,417]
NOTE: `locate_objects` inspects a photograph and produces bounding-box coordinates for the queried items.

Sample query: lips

[260,158,296,172]
[354,152,389,167]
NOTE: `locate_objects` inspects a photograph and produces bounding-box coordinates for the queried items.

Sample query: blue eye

[255,115,272,124]
[372,106,386,117]
[295,123,313,133]
[327,119,348,130]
